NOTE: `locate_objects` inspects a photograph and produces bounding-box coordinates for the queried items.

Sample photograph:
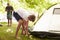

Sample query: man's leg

[10,19,12,26]
[8,19,9,26]
[15,20,23,38]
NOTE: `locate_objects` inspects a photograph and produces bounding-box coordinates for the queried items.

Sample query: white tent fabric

[33,4,60,32]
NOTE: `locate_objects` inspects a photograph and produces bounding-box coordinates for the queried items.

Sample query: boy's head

[28,15,35,22]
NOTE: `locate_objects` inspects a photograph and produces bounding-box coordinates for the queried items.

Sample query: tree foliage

[0,0,59,15]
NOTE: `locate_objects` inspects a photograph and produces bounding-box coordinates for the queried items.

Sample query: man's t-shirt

[5,6,13,12]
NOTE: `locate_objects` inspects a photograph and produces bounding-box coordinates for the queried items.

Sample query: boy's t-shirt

[16,8,32,21]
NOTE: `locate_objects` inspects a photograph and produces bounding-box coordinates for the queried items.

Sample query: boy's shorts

[13,12,23,21]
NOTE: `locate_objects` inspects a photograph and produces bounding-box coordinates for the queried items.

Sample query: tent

[29,4,60,38]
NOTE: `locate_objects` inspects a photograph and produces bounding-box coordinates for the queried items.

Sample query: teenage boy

[13,8,35,38]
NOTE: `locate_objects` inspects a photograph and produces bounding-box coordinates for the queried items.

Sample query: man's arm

[5,7,7,11]
[11,6,14,11]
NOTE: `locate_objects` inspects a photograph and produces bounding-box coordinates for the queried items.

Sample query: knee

[19,20,23,23]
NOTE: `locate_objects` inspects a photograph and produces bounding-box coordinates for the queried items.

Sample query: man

[13,8,35,38]
[5,3,14,26]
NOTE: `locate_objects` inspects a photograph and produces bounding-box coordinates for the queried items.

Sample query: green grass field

[0,22,41,40]
[0,22,58,40]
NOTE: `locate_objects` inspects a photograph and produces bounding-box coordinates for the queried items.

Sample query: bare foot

[15,36,21,40]
[21,31,26,35]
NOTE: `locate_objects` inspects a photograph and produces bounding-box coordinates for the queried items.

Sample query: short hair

[7,3,9,5]
[29,15,35,22]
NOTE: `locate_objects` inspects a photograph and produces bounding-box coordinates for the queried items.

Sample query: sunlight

[50,0,57,3]
[10,0,19,4]
[6,28,13,33]
[45,0,58,3]
[10,0,18,2]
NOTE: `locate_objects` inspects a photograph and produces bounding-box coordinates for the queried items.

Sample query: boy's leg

[22,20,26,35]
[13,12,23,38]
[15,19,23,38]
[25,21,28,36]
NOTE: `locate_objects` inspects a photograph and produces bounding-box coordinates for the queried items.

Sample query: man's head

[28,15,35,22]
[7,3,9,6]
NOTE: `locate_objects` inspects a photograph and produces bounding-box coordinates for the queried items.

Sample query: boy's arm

[26,21,28,28]
[25,20,29,35]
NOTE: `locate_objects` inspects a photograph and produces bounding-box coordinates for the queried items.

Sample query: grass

[0,22,41,40]
[0,22,58,40]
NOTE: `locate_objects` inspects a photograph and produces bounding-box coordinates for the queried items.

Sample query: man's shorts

[7,12,12,20]
[13,12,23,21]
